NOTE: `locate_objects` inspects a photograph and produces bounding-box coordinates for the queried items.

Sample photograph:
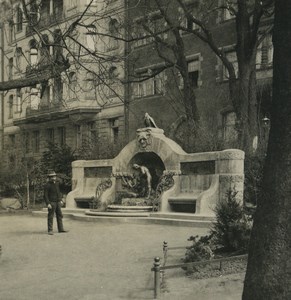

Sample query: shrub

[183,189,252,267]
[41,143,77,194]
[210,189,252,253]
[183,235,214,263]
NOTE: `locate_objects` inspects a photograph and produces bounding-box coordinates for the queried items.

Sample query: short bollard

[153,257,161,299]
[163,241,168,255]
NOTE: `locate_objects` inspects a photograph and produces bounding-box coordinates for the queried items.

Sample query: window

[8,57,13,80]
[53,0,63,17]
[134,17,166,48]
[57,127,66,146]
[8,21,14,43]
[53,29,63,63]
[221,0,237,21]
[24,132,30,153]
[16,6,23,32]
[29,39,38,66]
[39,34,50,65]
[46,128,54,144]
[86,24,96,51]
[223,111,238,142]
[54,76,63,103]
[8,95,13,119]
[29,0,38,25]
[135,70,164,98]
[32,131,40,153]
[40,81,50,106]
[108,18,120,49]
[109,118,119,144]
[15,47,22,72]
[87,122,97,145]
[188,60,200,88]
[108,66,120,98]
[30,86,40,109]
[84,72,97,99]
[179,59,201,89]
[9,134,16,148]
[256,34,273,69]
[180,5,198,33]
[75,125,82,148]
[16,89,22,112]
[68,72,77,99]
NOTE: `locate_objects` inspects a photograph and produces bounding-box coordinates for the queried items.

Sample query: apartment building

[126,0,273,151]
[0,0,126,168]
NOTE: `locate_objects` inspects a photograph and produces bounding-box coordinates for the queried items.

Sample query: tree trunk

[235,62,258,154]
[242,1,291,299]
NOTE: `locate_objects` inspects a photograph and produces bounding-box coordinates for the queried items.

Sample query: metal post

[163,241,168,263]
[153,257,161,299]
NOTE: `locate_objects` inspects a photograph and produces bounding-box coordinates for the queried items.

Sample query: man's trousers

[47,202,64,232]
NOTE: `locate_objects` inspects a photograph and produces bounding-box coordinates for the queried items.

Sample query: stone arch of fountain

[66,127,244,217]
[129,152,166,191]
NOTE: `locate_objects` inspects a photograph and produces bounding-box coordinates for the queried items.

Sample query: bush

[210,189,252,253]
[183,235,214,263]
[183,189,252,266]
[41,143,77,194]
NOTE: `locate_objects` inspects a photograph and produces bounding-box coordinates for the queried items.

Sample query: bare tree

[133,0,274,153]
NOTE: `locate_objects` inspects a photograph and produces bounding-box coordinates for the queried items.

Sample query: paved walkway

[0,213,244,300]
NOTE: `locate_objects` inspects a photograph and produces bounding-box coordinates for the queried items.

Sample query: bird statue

[144,112,158,128]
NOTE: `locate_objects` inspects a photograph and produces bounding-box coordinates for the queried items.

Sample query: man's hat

[47,171,57,177]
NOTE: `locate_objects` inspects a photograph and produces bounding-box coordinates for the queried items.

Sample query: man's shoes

[58,230,68,233]
[48,231,54,235]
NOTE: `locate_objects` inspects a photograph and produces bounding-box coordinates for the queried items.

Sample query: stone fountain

[66,121,244,218]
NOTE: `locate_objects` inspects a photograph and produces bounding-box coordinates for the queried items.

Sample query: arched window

[108,18,119,49]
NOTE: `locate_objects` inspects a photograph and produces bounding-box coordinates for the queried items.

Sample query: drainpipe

[0,24,4,152]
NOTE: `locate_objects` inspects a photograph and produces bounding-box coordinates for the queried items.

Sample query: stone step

[150,212,215,222]
[85,211,151,217]
[107,205,153,211]
[32,210,213,228]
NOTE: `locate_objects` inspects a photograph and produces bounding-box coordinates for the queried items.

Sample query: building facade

[0,0,126,169]
[126,0,273,152]
[0,0,273,171]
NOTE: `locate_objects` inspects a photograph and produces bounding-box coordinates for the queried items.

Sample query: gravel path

[0,213,244,300]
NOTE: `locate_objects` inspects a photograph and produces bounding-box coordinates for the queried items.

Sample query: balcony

[13,105,101,126]
[26,11,65,37]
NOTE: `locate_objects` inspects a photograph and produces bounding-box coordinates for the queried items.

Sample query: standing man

[44,171,67,235]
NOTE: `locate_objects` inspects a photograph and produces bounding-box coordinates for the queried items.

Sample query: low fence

[151,241,247,299]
